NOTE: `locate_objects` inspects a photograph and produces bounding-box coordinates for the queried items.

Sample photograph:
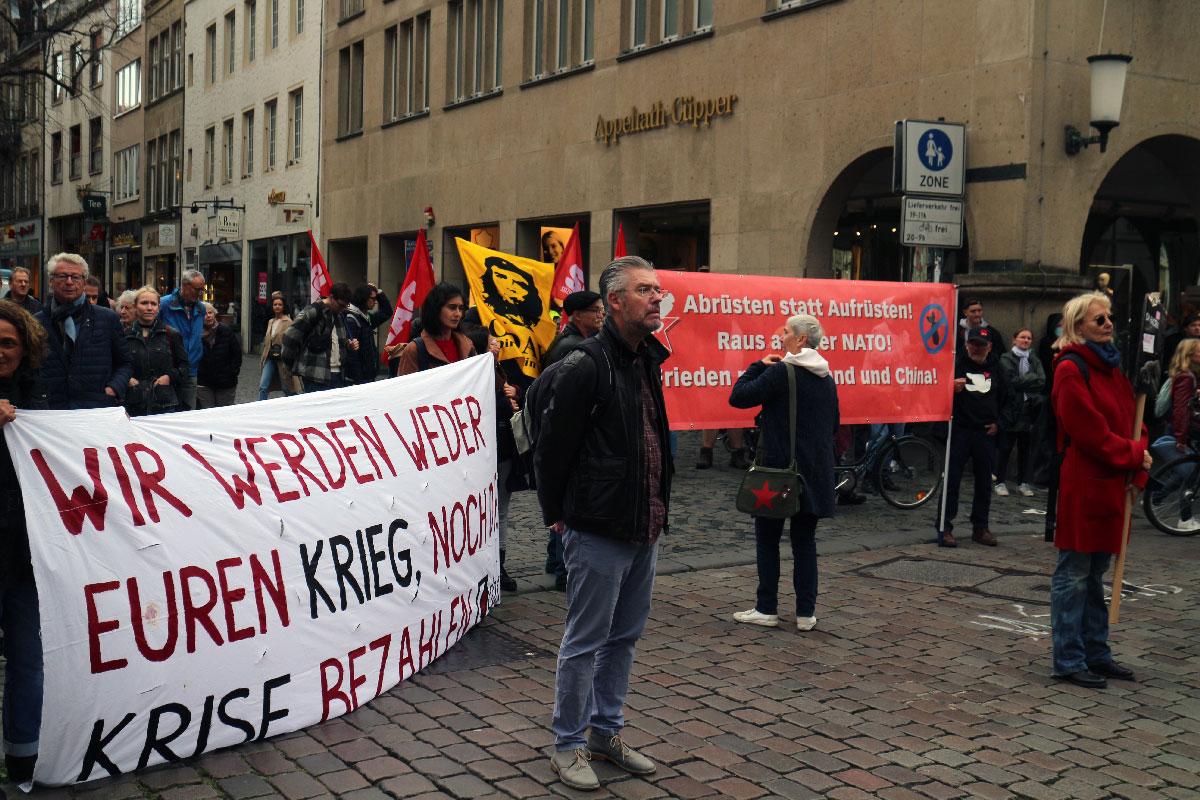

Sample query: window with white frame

[170,130,182,205]
[69,124,81,180]
[51,132,62,183]
[449,0,501,102]
[89,29,104,87]
[148,36,159,98]
[146,138,157,204]
[117,0,142,37]
[246,0,256,62]
[51,52,64,102]
[203,126,215,188]
[527,0,592,79]
[288,88,302,164]
[172,22,183,89]
[71,42,84,94]
[89,117,102,174]
[225,12,236,75]
[264,99,277,170]
[624,0,711,52]
[115,60,141,113]
[295,0,304,33]
[270,0,280,49]
[115,144,139,202]
[384,14,430,120]
[339,0,364,21]
[222,119,234,182]
[206,25,217,84]
[242,109,254,176]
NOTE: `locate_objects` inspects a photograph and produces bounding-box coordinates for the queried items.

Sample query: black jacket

[730,360,839,519]
[0,368,47,588]
[125,320,190,415]
[534,318,673,541]
[3,292,43,314]
[35,299,133,409]
[953,352,1005,431]
[543,322,588,367]
[343,293,392,383]
[198,322,242,390]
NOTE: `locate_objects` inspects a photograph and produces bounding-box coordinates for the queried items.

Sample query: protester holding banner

[1049,291,1149,689]
[535,256,671,792]
[282,282,354,392]
[35,253,132,410]
[122,286,190,416]
[937,326,1004,548]
[728,314,838,632]
[995,329,1045,497]
[0,299,48,785]
[344,283,392,383]
[258,292,301,399]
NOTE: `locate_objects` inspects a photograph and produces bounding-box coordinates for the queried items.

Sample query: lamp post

[1065,53,1133,155]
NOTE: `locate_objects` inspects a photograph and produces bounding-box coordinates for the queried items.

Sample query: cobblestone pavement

[4,357,1197,799]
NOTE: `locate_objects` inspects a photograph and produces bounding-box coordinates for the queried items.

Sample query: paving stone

[269,771,329,799]
[217,774,277,799]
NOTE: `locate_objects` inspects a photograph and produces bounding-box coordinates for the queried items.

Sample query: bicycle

[834,434,943,510]
[1143,448,1200,536]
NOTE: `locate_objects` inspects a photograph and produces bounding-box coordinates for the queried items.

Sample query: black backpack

[1045,352,1090,541]
[512,337,614,457]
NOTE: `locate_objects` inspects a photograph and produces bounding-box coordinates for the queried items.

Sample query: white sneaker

[732,609,779,627]
[994,483,1010,497]
[1177,518,1200,531]
[1018,483,1036,497]
[796,616,817,631]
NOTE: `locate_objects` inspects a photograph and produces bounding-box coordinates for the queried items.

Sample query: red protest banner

[653,272,956,429]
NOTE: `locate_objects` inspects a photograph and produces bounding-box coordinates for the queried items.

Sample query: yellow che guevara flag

[455,237,559,378]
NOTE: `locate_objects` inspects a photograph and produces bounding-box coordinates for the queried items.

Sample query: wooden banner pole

[1109,392,1146,624]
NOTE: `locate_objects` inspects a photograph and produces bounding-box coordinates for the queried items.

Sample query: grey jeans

[196,385,237,408]
[552,527,657,751]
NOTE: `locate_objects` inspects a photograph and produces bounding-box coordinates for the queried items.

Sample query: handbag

[268,343,283,359]
[736,364,805,519]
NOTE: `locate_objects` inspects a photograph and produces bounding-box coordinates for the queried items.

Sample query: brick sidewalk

[10,521,1198,799]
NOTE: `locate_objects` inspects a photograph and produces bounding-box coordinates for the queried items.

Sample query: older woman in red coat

[1050,291,1151,689]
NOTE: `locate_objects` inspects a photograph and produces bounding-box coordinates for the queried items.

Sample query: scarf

[1012,345,1031,401]
[50,295,86,342]
[1086,340,1122,368]
[781,348,831,377]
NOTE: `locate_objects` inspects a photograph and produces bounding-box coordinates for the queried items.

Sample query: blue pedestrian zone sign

[895,120,965,197]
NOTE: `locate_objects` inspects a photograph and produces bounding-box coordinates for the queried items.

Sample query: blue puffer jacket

[159,289,206,375]
[35,300,133,409]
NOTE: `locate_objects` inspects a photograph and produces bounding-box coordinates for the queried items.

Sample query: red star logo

[750,480,781,510]
[652,316,681,354]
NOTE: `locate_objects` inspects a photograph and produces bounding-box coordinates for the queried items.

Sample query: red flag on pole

[614,221,627,259]
[550,222,585,308]
[383,228,436,358]
[309,230,332,302]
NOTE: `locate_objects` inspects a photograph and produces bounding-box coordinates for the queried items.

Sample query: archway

[1080,135,1200,331]
[806,148,969,282]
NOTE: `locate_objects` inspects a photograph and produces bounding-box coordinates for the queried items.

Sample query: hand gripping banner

[653,272,956,429]
[3,356,499,786]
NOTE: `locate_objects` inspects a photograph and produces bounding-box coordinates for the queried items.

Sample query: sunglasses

[1091,314,1114,325]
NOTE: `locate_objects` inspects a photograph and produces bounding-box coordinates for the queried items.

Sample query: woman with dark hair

[395,283,474,375]
[258,292,300,399]
[344,283,392,383]
[0,299,49,783]
[124,286,190,416]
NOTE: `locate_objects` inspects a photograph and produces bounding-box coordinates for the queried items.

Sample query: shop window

[517,214,589,278]
[384,13,431,121]
[242,109,255,177]
[88,117,102,175]
[448,0,502,103]
[613,201,710,270]
[69,124,81,180]
[115,144,139,202]
[526,0,593,80]
[337,41,364,136]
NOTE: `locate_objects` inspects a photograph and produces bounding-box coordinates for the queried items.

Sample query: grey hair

[116,289,139,309]
[46,252,89,278]
[598,255,654,311]
[181,268,205,285]
[201,301,215,313]
[785,314,823,349]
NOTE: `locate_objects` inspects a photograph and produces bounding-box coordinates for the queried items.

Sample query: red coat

[1051,344,1148,554]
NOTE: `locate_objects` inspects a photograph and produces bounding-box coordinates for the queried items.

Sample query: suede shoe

[1088,661,1136,681]
[551,748,600,791]
[1055,670,1107,689]
[938,531,957,548]
[972,528,998,546]
[732,608,779,627]
[587,732,656,775]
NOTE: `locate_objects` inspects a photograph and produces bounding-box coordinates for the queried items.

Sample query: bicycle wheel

[1143,453,1200,536]
[876,435,942,509]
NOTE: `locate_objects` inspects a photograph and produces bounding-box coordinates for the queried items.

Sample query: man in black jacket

[535,256,672,791]
[938,326,1005,548]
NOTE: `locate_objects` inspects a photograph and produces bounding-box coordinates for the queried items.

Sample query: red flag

[551,222,585,308]
[309,230,332,302]
[384,228,435,358]
[614,221,627,259]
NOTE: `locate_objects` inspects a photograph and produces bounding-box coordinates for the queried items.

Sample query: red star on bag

[750,480,780,509]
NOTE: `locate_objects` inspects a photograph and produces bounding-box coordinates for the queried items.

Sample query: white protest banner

[4,356,500,786]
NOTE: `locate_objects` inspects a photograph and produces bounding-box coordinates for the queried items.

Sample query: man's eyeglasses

[53,273,85,283]
[1092,314,1114,325]
[628,285,665,298]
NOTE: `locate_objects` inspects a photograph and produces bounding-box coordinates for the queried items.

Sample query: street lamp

[1065,53,1132,155]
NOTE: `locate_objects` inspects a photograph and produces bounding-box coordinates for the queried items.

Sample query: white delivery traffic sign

[894,120,965,197]
[901,196,963,248]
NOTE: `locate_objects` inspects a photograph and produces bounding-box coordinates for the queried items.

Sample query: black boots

[695,447,714,469]
[5,754,35,784]
[500,549,517,592]
[729,447,751,470]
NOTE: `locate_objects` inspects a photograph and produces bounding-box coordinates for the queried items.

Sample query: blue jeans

[1050,549,1113,675]
[553,528,657,751]
[259,359,297,400]
[302,373,345,393]
[755,513,818,617]
[1,579,42,758]
[865,423,906,476]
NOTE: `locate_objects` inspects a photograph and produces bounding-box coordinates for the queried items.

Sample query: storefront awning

[199,242,243,265]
